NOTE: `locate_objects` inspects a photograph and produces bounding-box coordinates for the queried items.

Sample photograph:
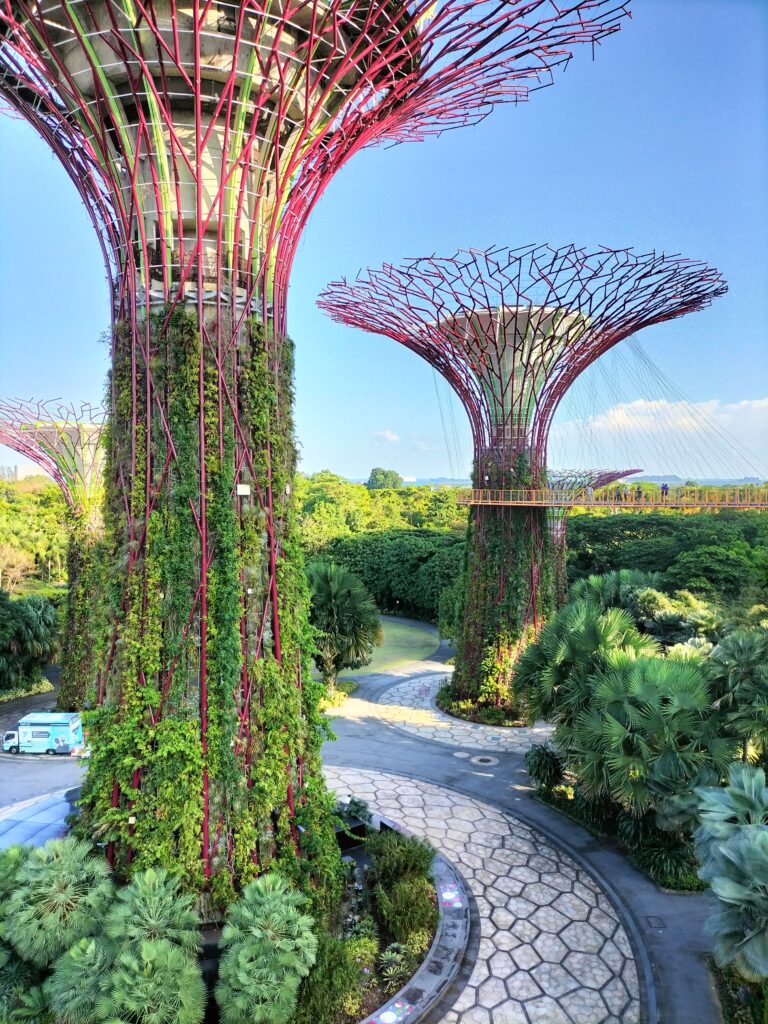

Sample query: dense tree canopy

[365,468,404,490]
[0,480,68,592]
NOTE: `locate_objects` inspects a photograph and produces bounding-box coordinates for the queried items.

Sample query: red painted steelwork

[0,4,631,879]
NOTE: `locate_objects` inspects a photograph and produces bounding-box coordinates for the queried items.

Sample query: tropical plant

[216,874,317,1024]
[5,838,114,968]
[524,743,565,791]
[45,938,113,1024]
[0,941,41,1015]
[306,560,383,690]
[0,845,30,903]
[706,630,768,761]
[293,935,358,1024]
[0,983,53,1024]
[565,655,733,817]
[568,569,664,612]
[0,592,58,692]
[375,877,437,944]
[378,944,411,994]
[514,601,659,727]
[695,766,768,980]
[103,867,200,955]
[366,830,434,889]
[96,939,205,1024]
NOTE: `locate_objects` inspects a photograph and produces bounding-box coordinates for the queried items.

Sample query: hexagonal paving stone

[530,906,571,934]
[510,943,541,971]
[488,951,516,977]
[524,882,560,907]
[602,977,631,1016]
[525,996,572,1024]
[490,1001,528,1024]
[563,951,614,989]
[565,987,611,1024]
[504,970,542,1001]
[532,932,569,964]
[531,961,580,999]
[561,921,606,954]
[589,906,619,938]
[553,892,592,921]
[478,977,509,1009]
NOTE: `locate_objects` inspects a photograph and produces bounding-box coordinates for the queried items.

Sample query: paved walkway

[0,789,73,849]
[343,673,554,753]
[327,766,640,1024]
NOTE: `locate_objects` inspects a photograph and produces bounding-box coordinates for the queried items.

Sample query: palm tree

[568,569,664,611]
[306,560,383,691]
[567,655,733,816]
[707,629,768,761]
[514,601,659,726]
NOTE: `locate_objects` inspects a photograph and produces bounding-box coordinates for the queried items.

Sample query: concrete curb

[359,814,471,1024]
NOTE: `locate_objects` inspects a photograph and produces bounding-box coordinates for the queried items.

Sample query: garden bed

[436,679,526,727]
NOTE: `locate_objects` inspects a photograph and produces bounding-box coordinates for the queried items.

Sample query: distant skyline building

[319,244,726,705]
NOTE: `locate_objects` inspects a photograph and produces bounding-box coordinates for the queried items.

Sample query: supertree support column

[0,0,630,903]
[0,399,108,712]
[545,468,640,606]
[319,245,727,705]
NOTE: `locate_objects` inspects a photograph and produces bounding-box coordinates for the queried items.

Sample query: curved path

[326,630,720,1024]
[0,619,719,1024]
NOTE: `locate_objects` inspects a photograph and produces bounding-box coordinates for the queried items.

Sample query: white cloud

[409,434,439,452]
[373,429,400,445]
[548,397,768,478]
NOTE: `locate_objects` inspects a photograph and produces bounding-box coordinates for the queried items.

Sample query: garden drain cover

[470,755,499,766]
[453,751,470,759]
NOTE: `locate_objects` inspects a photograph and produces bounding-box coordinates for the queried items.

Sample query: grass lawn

[338,617,440,679]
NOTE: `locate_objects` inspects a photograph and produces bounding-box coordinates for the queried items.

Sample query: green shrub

[97,939,205,1024]
[103,867,200,956]
[0,941,42,1015]
[0,846,31,903]
[216,874,316,1024]
[294,934,358,1024]
[0,983,53,1023]
[6,839,113,968]
[378,944,411,994]
[45,938,113,1024]
[367,830,434,889]
[375,877,437,944]
[524,743,565,791]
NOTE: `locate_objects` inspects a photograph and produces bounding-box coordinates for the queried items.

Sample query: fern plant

[215,874,317,1024]
[96,939,205,1024]
[45,938,113,1024]
[103,867,200,955]
[6,838,114,968]
[0,941,42,1014]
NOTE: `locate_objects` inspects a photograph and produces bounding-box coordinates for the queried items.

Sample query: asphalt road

[0,666,85,807]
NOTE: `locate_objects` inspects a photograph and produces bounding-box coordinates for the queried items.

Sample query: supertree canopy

[0,0,632,900]
[318,244,727,705]
[544,467,640,603]
[0,399,108,711]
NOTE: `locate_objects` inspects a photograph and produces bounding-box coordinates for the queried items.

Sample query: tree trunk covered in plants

[57,525,109,711]
[76,309,340,914]
[452,458,555,706]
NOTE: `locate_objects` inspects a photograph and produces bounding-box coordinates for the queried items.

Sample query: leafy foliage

[216,873,317,1024]
[103,867,200,955]
[306,560,383,688]
[0,591,58,692]
[293,935,359,1024]
[45,938,113,1024]
[375,877,437,944]
[6,839,113,968]
[96,939,205,1024]
[524,743,565,791]
[366,830,434,890]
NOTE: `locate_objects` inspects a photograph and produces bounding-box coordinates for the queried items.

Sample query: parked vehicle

[2,713,84,755]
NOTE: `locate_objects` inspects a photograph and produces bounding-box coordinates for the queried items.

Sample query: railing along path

[457,488,768,509]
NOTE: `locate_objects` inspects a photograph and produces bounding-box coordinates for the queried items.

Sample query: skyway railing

[456,488,768,509]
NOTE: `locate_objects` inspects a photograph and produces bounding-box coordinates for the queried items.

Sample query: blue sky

[1,0,766,481]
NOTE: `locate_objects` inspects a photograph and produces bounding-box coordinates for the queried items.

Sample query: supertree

[0,399,107,711]
[544,467,640,604]
[0,0,633,899]
[318,244,726,705]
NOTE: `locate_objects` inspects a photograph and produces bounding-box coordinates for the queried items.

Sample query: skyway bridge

[457,488,768,509]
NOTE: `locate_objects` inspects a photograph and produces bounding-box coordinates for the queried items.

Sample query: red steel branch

[318,245,727,482]
[0,3,631,875]
[0,398,105,525]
